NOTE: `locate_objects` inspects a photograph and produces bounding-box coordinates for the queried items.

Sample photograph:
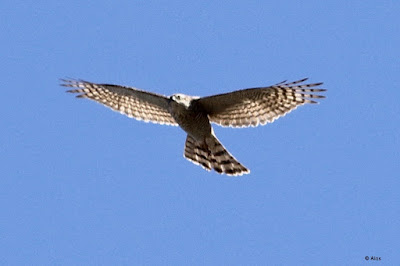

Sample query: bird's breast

[168,101,211,140]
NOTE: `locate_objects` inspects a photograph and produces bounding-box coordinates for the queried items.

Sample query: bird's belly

[173,110,211,141]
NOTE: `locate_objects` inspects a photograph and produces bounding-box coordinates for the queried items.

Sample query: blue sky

[1,0,399,265]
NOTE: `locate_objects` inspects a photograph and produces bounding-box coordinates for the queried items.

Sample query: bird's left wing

[197,78,326,128]
[61,79,178,126]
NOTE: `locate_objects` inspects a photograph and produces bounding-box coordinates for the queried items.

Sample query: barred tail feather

[184,135,249,176]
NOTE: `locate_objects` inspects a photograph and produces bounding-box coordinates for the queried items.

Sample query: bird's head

[170,93,197,108]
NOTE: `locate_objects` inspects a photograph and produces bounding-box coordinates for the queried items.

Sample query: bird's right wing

[197,78,326,128]
[61,79,178,126]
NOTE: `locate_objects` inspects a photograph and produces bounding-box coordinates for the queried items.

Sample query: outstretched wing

[197,78,326,128]
[61,79,178,126]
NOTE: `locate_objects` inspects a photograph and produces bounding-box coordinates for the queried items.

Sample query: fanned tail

[184,134,249,176]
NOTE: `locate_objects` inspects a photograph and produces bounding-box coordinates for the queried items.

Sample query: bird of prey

[62,78,325,176]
